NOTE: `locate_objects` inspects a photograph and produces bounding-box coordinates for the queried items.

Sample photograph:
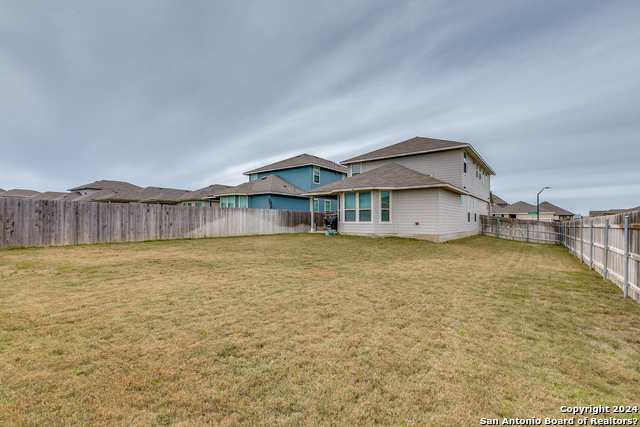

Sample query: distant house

[178,184,231,207]
[242,153,347,212]
[68,180,143,202]
[214,174,308,210]
[589,206,640,218]
[93,187,192,205]
[0,189,41,199]
[29,192,70,201]
[491,194,509,208]
[306,137,496,242]
[492,201,574,221]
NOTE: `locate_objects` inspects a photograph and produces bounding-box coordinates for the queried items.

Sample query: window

[380,191,390,222]
[342,173,347,179]
[250,174,258,181]
[474,199,477,222]
[463,152,467,173]
[313,167,320,184]
[352,163,361,176]
[227,196,235,208]
[345,193,356,221]
[476,164,479,178]
[313,199,319,212]
[359,192,371,221]
[467,197,471,222]
[220,197,227,208]
[325,200,331,212]
[509,214,516,219]
[195,202,203,207]
[460,195,465,205]
[239,196,247,208]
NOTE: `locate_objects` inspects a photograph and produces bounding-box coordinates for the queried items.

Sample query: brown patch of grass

[1,235,639,426]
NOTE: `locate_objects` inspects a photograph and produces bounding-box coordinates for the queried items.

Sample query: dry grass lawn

[1,234,639,426]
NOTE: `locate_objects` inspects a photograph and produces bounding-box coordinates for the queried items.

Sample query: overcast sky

[1,1,639,215]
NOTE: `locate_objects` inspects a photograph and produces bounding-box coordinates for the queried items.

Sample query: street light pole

[537,187,551,221]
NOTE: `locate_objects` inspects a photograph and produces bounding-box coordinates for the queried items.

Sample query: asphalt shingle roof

[0,189,42,198]
[304,163,465,196]
[244,153,347,175]
[341,137,467,163]
[68,180,142,192]
[29,192,71,201]
[177,184,232,202]
[213,175,307,198]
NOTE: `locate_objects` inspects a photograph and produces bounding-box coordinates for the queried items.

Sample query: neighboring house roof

[72,189,120,202]
[491,194,509,207]
[93,187,192,204]
[340,136,496,175]
[214,174,307,198]
[244,153,347,175]
[304,163,467,196]
[590,206,640,217]
[29,192,71,201]
[0,189,41,198]
[0,188,5,193]
[538,201,574,216]
[491,201,553,215]
[178,184,231,202]
[140,188,192,204]
[68,180,142,192]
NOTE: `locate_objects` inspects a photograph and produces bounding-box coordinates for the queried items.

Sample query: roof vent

[260,177,267,180]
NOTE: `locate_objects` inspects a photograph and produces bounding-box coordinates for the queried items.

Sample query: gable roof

[92,187,191,203]
[341,136,496,175]
[304,163,466,196]
[29,192,70,201]
[0,188,5,193]
[538,201,574,216]
[244,153,347,175]
[591,206,640,217]
[0,189,41,198]
[68,180,142,192]
[491,194,509,207]
[213,174,307,198]
[492,201,547,215]
[177,184,232,202]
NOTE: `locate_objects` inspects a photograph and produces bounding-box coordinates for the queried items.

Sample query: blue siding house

[212,154,347,212]
[243,154,347,212]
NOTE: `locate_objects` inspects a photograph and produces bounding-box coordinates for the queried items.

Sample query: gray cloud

[1,0,639,215]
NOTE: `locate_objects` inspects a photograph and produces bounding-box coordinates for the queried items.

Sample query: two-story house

[212,154,347,212]
[305,137,496,242]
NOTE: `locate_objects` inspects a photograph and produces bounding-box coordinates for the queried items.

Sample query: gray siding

[358,149,463,188]
[438,190,489,234]
[461,150,491,204]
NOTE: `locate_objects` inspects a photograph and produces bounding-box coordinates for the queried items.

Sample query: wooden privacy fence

[480,215,559,245]
[559,210,640,303]
[0,198,324,249]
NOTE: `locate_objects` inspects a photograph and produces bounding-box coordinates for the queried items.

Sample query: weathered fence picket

[558,210,640,303]
[0,198,323,249]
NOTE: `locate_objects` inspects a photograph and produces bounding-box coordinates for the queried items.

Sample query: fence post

[623,216,630,298]
[580,221,583,263]
[603,218,609,280]
[497,218,500,239]
[526,221,529,242]
[482,216,485,236]
[589,219,594,270]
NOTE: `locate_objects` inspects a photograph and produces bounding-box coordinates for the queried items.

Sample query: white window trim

[313,199,319,212]
[325,200,331,212]
[227,196,235,208]
[343,191,372,222]
[313,166,320,184]
[250,174,258,181]
[379,190,391,223]
[351,163,362,177]
[238,195,247,208]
